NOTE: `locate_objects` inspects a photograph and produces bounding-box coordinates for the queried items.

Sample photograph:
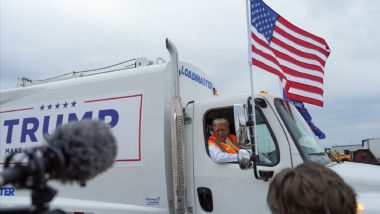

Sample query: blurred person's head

[267,161,357,214]
[212,118,230,142]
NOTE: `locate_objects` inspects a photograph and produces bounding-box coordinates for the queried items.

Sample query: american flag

[249,0,330,107]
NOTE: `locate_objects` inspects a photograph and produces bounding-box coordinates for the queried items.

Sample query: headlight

[357,204,365,212]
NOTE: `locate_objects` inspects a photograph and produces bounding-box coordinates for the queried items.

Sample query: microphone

[0,120,117,187]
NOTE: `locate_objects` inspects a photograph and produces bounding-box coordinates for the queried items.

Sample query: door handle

[197,187,213,212]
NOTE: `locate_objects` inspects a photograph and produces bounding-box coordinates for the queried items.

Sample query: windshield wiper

[307,152,327,156]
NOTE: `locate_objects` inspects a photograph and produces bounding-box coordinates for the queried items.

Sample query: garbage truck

[1,39,380,213]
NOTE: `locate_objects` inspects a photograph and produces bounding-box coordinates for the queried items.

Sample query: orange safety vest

[208,134,239,154]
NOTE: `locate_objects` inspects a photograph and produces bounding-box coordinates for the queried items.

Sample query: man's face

[213,123,229,142]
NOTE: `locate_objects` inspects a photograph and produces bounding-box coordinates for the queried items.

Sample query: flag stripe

[272,48,324,73]
[251,47,285,79]
[288,81,323,95]
[273,31,328,61]
[287,92,323,107]
[278,58,323,78]
[282,66,323,83]
[285,72,323,88]
[278,17,329,50]
[271,42,323,68]
[284,67,323,88]
[251,32,324,80]
[288,87,323,100]
[253,59,285,80]
[271,37,326,66]
[274,25,329,58]
[252,49,323,89]
[276,21,328,51]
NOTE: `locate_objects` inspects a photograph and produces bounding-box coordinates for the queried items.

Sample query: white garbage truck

[1,39,380,213]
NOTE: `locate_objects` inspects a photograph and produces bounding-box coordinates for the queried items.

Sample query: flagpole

[245,0,258,156]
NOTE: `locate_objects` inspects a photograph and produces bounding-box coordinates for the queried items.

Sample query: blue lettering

[179,66,184,76]
[199,76,203,85]
[184,68,189,77]
[98,109,119,128]
[42,116,50,135]
[56,114,63,126]
[3,109,121,145]
[21,117,39,143]
[5,147,22,155]
[42,115,63,136]
[195,74,200,82]
[0,187,15,196]
[3,119,19,144]
[178,66,214,90]
[68,111,93,122]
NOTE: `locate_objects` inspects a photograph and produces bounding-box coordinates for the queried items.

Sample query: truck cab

[185,93,333,213]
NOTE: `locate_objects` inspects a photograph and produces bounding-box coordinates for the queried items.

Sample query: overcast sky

[1,0,379,147]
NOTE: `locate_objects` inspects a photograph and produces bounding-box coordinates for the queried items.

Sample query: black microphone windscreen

[45,120,117,184]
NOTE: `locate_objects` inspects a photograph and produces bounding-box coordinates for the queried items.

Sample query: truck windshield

[274,99,331,165]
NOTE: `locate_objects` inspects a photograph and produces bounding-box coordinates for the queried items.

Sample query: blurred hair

[267,161,357,214]
[212,118,229,127]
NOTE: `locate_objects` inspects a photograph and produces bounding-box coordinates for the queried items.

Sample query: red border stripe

[0,107,34,114]
[85,94,143,162]
[84,94,142,103]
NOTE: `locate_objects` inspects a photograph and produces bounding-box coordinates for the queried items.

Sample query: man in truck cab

[208,118,240,163]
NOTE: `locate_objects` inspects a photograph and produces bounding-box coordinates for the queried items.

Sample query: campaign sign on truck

[0,92,143,166]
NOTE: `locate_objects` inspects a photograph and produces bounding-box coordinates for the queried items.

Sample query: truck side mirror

[238,149,253,169]
[234,104,248,146]
[234,104,253,170]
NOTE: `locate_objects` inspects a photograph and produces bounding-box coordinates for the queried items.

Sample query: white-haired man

[208,118,240,163]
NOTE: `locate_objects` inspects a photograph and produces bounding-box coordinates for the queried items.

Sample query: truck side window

[255,108,279,166]
[203,107,278,166]
[204,107,236,158]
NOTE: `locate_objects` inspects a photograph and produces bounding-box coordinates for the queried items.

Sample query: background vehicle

[362,138,380,161]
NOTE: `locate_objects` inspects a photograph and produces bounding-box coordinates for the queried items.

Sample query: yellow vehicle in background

[329,149,351,162]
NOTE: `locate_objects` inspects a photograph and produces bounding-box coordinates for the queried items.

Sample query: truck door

[192,97,293,214]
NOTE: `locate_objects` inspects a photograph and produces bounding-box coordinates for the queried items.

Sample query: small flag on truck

[248,0,330,107]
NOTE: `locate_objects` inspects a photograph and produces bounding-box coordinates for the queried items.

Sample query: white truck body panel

[0,61,215,213]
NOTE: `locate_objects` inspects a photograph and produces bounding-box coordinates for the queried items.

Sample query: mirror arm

[247,97,268,181]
